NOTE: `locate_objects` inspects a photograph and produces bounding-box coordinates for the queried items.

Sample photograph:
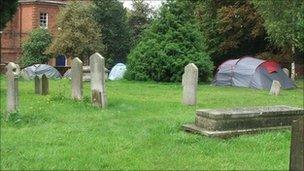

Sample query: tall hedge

[126,0,214,82]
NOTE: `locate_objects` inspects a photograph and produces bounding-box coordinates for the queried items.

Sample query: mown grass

[0,75,303,170]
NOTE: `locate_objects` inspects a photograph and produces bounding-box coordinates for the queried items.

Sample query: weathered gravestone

[34,74,49,95]
[34,76,41,94]
[289,117,304,171]
[283,68,290,77]
[41,75,49,95]
[71,58,83,100]
[90,53,107,108]
[6,62,20,114]
[183,105,304,138]
[82,66,91,82]
[269,80,281,96]
[182,63,198,105]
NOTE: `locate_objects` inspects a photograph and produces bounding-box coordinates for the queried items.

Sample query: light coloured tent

[108,63,126,80]
[214,57,295,89]
[21,64,61,80]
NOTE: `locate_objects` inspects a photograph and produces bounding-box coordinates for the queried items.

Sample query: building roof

[19,0,67,5]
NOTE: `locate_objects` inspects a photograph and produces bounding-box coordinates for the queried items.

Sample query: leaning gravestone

[6,62,20,115]
[282,68,289,77]
[182,63,198,105]
[269,80,281,96]
[289,117,304,171]
[90,53,107,108]
[71,58,83,100]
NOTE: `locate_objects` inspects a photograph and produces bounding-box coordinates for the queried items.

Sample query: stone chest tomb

[183,105,304,138]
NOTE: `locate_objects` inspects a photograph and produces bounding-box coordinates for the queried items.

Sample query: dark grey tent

[213,57,295,89]
[20,64,62,80]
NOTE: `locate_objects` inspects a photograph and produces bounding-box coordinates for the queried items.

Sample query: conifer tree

[126,0,214,82]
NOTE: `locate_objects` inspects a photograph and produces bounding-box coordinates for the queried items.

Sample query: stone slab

[184,105,304,138]
[196,105,303,119]
[182,123,290,139]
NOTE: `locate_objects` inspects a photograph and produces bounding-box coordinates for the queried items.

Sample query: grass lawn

[1,75,303,170]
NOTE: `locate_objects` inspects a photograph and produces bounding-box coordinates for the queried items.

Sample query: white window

[39,13,48,28]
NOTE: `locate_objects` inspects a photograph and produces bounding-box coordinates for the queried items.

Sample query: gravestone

[82,66,90,81]
[41,74,49,95]
[182,63,198,105]
[269,80,281,96]
[71,57,83,100]
[282,68,289,77]
[34,74,49,95]
[6,62,20,114]
[34,75,41,94]
[289,117,304,171]
[183,106,304,138]
[90,53,107,108]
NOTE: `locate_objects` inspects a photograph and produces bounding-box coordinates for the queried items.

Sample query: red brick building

[0,0,67,66]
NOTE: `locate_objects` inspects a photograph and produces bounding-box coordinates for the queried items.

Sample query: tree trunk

[291,45,296,81]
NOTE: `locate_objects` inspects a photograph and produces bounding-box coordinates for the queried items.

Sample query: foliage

[20,28,52,67]
[128,0,154,47]
[47,1,104,63]
[92,0,132,66]
[126,0,214,82]
[0,76,303,170]
[195,0,269,65]
[252,0,304,53]
[195,0,221,63]
[0,0,18,30]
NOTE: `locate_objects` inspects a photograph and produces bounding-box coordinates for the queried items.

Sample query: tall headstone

[90,53,107,108]
[34,75,41,94]
[289,117,304,171]
[182,63,198,105]
[282,68,289,77]
[71,58,83,100]
[6,62,20,114]
[269,80,281,96]
[41,74,49,95]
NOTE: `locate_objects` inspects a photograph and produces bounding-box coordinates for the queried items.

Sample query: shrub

[47,1,104,63]
[125,0,214,82]
[20,28,52,67]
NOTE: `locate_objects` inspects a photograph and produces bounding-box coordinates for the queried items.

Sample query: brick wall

[0,1,65,65]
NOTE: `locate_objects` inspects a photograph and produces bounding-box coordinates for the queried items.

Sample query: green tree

[195,0,268,65]
[20,28,52,67]
[128,0,154,47]
[253,0,304,53]
[47,1,104,63]
[92,0,132,66]
[0,0,18,30]
[126,0,214,82]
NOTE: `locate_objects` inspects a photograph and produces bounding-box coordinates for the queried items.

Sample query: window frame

[39,12,48,29]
